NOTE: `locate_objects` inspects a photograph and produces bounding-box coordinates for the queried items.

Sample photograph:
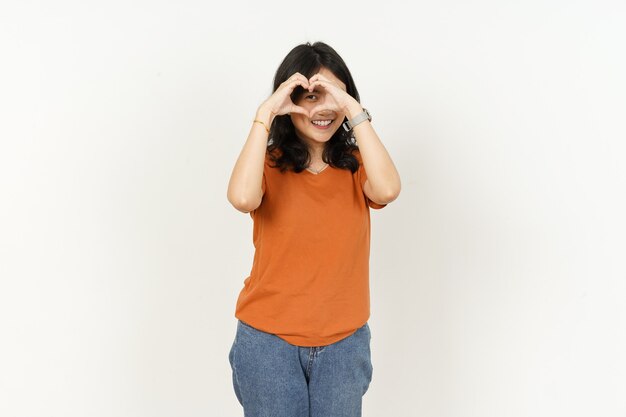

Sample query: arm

[346,102,401,205]
[305,72,401,205]
[227,73,312,213]
[226,107,274,213]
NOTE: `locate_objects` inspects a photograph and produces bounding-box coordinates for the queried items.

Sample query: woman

[226,41,401,417]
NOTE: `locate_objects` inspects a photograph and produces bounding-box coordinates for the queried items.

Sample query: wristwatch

[342,108,372,132]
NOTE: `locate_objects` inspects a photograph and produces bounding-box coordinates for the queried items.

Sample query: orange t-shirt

[233,149,387,346]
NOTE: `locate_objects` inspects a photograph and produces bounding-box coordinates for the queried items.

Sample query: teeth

[312,120,333,126]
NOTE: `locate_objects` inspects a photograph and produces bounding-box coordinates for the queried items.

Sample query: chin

[312,132,337,141]
[296,128,338,143]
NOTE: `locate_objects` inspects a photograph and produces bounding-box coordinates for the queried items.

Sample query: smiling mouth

[311,119,334,127]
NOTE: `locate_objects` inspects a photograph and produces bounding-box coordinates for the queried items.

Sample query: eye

[305,94,318,100]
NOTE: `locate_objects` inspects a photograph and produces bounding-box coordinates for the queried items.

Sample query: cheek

[291,116,311,131]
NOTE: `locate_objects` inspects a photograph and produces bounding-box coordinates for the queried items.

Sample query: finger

[292,78,309,89]
[307,80,318,92]
[289,105,309,117]
[309,73,326,82]
[287,73,310,88]
[309,73,330,85]
[309,104,341,118]
[308,79,332,91]
[308,105,322,118]
[287,78,310,93]
[286,72,304,83]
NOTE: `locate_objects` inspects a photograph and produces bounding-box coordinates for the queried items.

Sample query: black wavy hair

[267,41,361,174]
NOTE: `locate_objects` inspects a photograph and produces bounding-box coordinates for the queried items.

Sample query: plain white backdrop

[1,1,625,416]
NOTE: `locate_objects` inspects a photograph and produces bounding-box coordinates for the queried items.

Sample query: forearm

[226,107,274,212]
[345,102,401,202]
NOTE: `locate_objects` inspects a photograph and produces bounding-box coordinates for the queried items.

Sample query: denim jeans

[228,319,373,417]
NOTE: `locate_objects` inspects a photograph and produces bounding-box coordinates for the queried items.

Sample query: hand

[307,72,359,116]
[259,72,311,118]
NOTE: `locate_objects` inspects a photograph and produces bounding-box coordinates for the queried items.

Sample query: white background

[1,1,625,416]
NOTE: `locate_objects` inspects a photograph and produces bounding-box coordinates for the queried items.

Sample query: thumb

[308,105,324,119]
[308,105,337,119]
[289,105,309,117]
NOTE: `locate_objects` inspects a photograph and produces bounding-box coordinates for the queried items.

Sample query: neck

[295,133,325,162]
[308,144,324,162]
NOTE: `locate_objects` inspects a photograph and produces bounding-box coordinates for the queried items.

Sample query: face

[290,67,347,148]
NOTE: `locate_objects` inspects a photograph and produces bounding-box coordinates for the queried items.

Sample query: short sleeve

[357,156,387,210]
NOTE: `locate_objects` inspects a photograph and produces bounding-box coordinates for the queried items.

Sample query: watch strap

[342,108,371,131]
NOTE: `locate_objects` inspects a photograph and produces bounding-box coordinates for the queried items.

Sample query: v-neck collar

[304,164,331,175]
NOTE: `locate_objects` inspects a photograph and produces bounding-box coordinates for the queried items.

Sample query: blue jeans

[228,319,373,417]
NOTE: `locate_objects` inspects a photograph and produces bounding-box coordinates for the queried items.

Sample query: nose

[314,109,336,119]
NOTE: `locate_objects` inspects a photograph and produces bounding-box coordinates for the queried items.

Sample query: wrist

[344,100,364,119]
[255,106,275,126]
[342,106,372,132]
